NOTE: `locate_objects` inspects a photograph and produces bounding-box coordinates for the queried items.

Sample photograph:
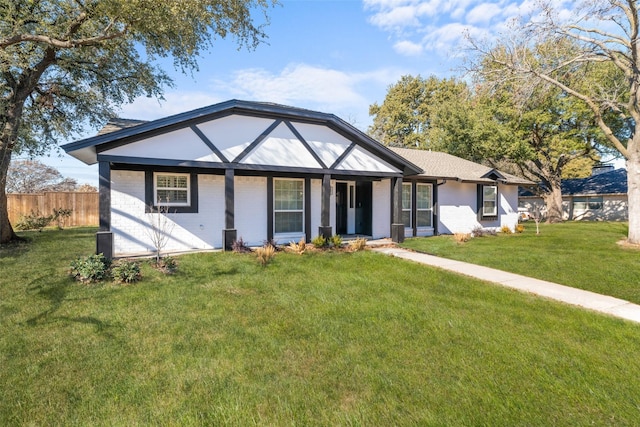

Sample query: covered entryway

[336,181,372,236]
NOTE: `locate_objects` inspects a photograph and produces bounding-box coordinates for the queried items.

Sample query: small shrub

[288,238,306,254]
[263,238,282,251]
[348,237,368,252]
[232,237,252,253]
[473,226,496,237]
[454,233,471,243]
[255,244,276,267]
[515,224,525,233]
[70,254,110,284]
[155,256,178,274]
[501,225,513,234]
[111,260,142,284]
[52,208,73,229]
[312,235,327,248]
[330,234,343,248]
[15,210,51,231]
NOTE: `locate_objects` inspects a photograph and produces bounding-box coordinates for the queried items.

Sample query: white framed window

[482,185,498,217]
[416,183,432,227]
[274,178,304,234]
[573,196,603,210]
[154,173,190,206]
[402,183,412,227]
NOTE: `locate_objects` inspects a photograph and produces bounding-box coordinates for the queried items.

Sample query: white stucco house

[62,100,531,258]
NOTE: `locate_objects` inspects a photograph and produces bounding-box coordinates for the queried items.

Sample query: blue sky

[32,0,568,185]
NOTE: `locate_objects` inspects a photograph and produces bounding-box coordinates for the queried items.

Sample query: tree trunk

[543,183,564,224]
[627,150,640,245]
[0,149,18,243]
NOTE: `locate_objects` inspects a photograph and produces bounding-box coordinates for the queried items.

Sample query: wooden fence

[8,192,99,227]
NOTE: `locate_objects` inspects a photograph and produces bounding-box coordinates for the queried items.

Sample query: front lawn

[401,221,640,305]
[2,227,640,425]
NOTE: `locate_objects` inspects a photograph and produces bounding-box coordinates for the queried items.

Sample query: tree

[0,0,275,243]
[368,75,469,148]
[466,0,640,243]
[7,159,77,193]
[76,183,98,192]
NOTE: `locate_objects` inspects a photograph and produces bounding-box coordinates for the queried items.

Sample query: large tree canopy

[466,0,640,243]
[7,159,77,193]
[0,0,276,242]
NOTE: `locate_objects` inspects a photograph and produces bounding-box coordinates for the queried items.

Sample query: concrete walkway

[372,246,640,324]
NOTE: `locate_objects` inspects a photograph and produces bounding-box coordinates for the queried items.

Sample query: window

[402,183,412,227]
[154,173,190,206]
[274,178,304,234]
[482,185,498,217]
[573,196,603,211]
[416,184,432,227]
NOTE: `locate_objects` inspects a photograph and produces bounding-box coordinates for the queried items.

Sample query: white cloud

[466,3,503,25]
[393,40,424,56]
[118,92,223,121]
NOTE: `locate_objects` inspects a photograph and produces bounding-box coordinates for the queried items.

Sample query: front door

[355,181,372,235]
[336,182,348,235]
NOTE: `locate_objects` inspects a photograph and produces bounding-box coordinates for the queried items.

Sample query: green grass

[401,221,640,305]
[2,227,640,425]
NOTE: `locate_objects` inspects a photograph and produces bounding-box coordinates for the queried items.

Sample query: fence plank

[7,192,99,227]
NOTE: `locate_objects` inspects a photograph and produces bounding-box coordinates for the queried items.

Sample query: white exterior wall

[372,179,391,239]
[110,171,224,256]
[438,181,518,234]
[235,176,267,246]
[520,194,628,221]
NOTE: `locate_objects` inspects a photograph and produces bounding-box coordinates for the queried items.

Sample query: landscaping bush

[111,259,142,284]
[288,238,306,255]
[454,232,471,243]
[330,234,342,248]
[232,237,252,253]
[501,225,513,234]
[348,237,368,252]
[69,253,110,284]
[255,244,276,267]
[263,238,282,251]
[15,208,73,231]
[312,235,327,248]
[15,210,52,231]
[515,224,525,233]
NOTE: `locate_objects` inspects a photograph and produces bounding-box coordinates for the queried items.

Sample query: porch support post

[391,176,405,243]
[222,168,237,251]
[96,161,113,260]
[319,173,332,239]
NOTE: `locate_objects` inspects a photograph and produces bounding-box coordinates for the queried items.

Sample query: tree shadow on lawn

[24,275,117,338]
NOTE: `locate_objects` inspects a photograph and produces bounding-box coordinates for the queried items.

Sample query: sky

[31,0,576,186]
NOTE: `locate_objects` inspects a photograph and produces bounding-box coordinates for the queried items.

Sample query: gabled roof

[389,147,533,185]
[62,99,422,176]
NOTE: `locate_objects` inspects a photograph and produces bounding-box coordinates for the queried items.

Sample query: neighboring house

[518,167,628,221]
[391,148,531,236]
[62,100,531,259]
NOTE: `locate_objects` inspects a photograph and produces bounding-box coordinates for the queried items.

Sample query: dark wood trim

[145,171,199,213]
[433,182,439,235]
[285,121,327,168]
[190,125,230,163]
[98,161,111,231]
[330,142,356,169]
[232,119,282,163]
[321,174,331,227]
[304,177,312,242]
[266,176,274,241]
[225,169,234,229]
[411,181,417,238]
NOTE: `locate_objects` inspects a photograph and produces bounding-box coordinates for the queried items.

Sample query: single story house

[519,167,628,221]
[62,100,531,259]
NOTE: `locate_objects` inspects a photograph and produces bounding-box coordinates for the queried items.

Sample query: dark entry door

[336,182,348,235]
[355,181,372,235]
